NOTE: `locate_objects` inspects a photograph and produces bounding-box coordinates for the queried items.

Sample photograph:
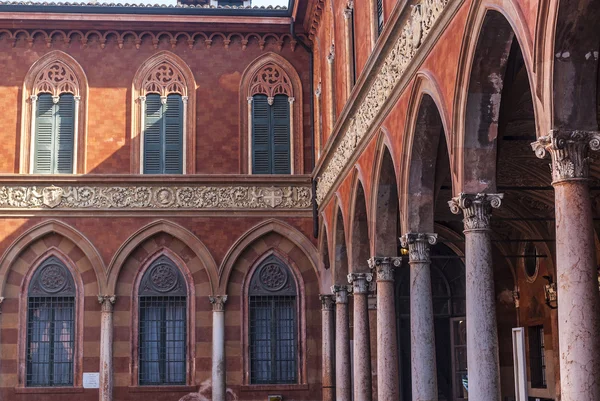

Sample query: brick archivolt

[0,29,300,51]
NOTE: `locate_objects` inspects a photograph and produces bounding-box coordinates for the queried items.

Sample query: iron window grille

[138,255,188,386]
[376,0,384,36]
[26,256,76,387]
[249,255,298,384]
[529,325,547,388]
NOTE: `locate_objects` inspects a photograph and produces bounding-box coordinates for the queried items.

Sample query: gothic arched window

[26,256,76,387]
[138,255,187,385]
[248,255,298,384]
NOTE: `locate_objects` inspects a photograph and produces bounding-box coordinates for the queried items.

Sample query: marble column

[368,257,401,401]
[532,130,600,401]
[400,233,439,401]
[321,294,336,401]
[347,273,373,401]
[98,295,116,401]
[449,193,503,401]
[331,284,352,401]
[209,295,227,401]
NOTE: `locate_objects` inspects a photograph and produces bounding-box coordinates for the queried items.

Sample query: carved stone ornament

[368,257,402,281]
[448,193,503,231]
[33,61,79,96]
[139,256,187,296]
[0,184,311,211]
[249,256,296,296]
[143,62,187,96]
[320,294,336,310]
[315,0,449,204]
[399,233,437,263]
[347,272,373,294]
[531,129,600,183]
[331,284,351,304]
[249,63,293,98]
[28,256,76,296]
[98,295,117,312]
[209,295,228,312]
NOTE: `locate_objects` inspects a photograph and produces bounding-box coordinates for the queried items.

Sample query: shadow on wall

[179,379,239,401]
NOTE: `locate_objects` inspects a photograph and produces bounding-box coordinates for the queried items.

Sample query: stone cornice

[0,177,311,212]
[314,0,456,205]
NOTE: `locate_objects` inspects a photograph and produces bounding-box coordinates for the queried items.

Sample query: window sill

[128,385,197,393]
[14,386,85,394]
[240,383,310,392]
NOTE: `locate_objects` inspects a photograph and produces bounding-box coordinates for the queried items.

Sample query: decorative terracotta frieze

[315,0,449,204]
[0,184,311,210]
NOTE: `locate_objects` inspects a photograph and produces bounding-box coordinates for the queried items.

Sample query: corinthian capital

[400,233,437,263]
[448,193,503,231]
[347,272,373,294]
[209,295,227,312]
[531,129,600,183]
[368,257,401,281]
[320,294,335,311]
[331,284,351,304]
[98,295,116,312]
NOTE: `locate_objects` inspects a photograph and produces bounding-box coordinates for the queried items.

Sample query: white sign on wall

[83,372,100,389]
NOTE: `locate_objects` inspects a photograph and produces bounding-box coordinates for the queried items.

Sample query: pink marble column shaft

[98,295,116,401]
[368,257,401,400]
[400,233,439,401]
[532,130,600,400]
[321,294,336,401]
[449,193,502,401]
[332,284,352,401]
[348,272,373,401]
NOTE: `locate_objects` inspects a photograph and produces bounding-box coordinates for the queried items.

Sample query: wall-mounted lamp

[268,396,283,401]
[543,275,557,309]
[400,247,409,256]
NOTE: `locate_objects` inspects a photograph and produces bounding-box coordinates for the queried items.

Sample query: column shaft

[368,257,400,400]
[321,295,336,401]
[449,194,502,401]
[210,296,227,401]
[99,295,116,401]
[332,285,351,401]
[348,273,373,401]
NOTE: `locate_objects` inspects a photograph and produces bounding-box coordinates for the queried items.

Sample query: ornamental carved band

[320,294,336,311]
[368,257,402,281]
[315,0,449,204]
[399,233,437,263]
[209,295,228,312]
[0,184,311,210]
[331,284,351,304]
[448,193,503,231]
[347,273,373,294]
[531,129,600,183]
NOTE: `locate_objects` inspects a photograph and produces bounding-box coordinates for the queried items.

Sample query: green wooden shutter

[252,95,271,174]
[144,94,163,174]
[271,95,291,174]
[163,94,183,174]
[33,94,55,174]
[55,94,75,174]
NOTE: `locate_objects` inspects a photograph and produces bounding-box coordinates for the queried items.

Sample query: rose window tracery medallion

[39,262,68,293]
[249,63,293,98]
[150,263,179,292]
[143,62,186,96]
[259,262,288,291]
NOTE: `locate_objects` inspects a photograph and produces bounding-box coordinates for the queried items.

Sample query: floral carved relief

[33,61,79,96]
[142,62,187,96]
[249,63,293,99]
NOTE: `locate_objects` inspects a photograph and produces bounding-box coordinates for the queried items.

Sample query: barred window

[138,256,187,385]
[249,255,297,384]
[529,325,546,388]
[26,256,76,387]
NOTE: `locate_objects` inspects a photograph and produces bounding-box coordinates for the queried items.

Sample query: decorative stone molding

[368,257,401,281]
[331,284,351,304]
[320,294,335,311]
[1,29,299,51]
[0,184,311,210]
[448,193,503,231]
[531,129,600,183]
[33,60,80,96]
[399,233,437,263]
[315,0,449,204]
[347,272,373,294]
[249,63,294,98]
[98,295,116,312]
[209,295,228,312]
[142,62,187,96]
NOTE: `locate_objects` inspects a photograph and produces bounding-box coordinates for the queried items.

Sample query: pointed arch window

[26,256,76,387]
[133,53,196,174]
[22,53,86,174]
[248,255,298,384]
[138,255,187,385]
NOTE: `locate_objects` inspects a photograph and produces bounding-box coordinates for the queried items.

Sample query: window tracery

[33,61,80,97]
[141,62,187,97]
[249,63,293,102]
